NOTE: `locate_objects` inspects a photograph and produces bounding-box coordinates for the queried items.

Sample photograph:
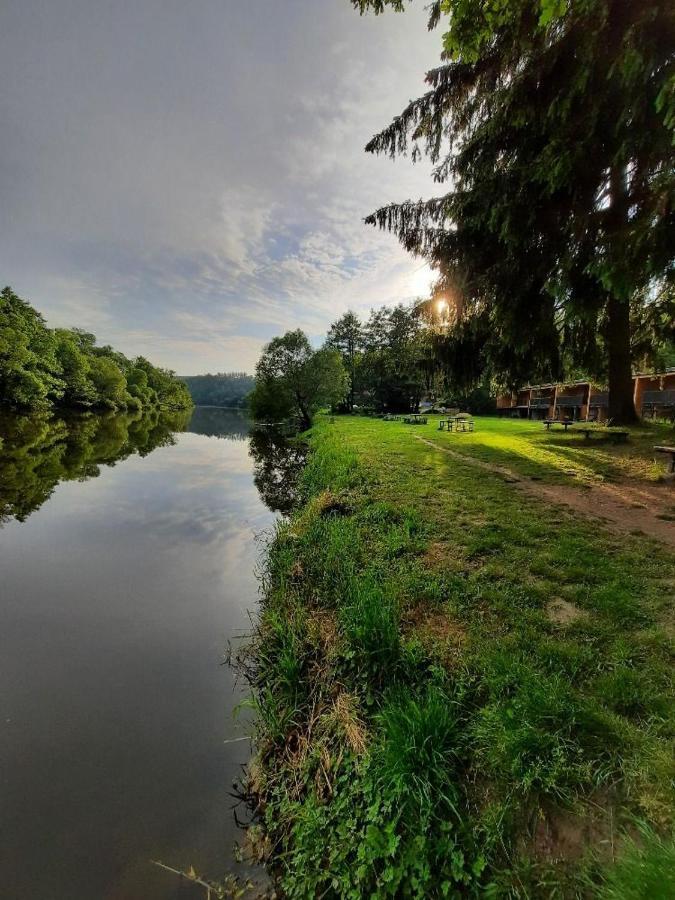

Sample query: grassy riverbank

[247,416,674,897]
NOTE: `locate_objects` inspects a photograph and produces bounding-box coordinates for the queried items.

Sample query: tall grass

[598,831,675,899]
[373,684,463,822]
[339,576,400,683]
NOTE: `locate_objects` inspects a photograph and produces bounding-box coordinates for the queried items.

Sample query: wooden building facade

[497,370,675,422]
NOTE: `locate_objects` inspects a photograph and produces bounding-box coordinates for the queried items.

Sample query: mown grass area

[425,415,675,485]
[245,416,674,898]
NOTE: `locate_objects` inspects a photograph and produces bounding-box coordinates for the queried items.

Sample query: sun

[407,263,434,299]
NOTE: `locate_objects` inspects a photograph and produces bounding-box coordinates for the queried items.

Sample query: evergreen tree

[353,0,674,422]
[326,311,363,411]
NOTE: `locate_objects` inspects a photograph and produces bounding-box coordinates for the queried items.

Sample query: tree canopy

[352,0,675,422]
[322,302,495,413]
[249,330,348,428]
[325,312,364,412]
[0,286,192,413]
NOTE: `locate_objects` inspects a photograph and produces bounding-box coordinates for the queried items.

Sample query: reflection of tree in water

[249,427,307,514]
[186,406,250,441]
[0,408,191,524]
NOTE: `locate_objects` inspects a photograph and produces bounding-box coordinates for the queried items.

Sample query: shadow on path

[416,435,675,549]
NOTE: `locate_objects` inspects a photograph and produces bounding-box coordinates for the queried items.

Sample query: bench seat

[654,445,675,474]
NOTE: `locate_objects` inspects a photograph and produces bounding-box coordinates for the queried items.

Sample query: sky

[0,0,442,374]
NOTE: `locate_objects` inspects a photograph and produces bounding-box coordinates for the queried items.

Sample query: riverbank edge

[242,416,674,898]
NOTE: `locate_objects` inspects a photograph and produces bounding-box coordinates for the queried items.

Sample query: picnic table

[654,445,675,475]
[455,418,474,433]
[543,418,573,432]
[439,415,474,433]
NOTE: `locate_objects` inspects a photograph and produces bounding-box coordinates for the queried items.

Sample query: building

[497,370,675,421]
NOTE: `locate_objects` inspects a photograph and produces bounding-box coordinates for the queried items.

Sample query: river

[0,406,293,899]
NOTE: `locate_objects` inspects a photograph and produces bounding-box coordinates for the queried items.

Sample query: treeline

[180,372,255,408]
[252,294,674,427]
[325,301,675,416]
[325,304,495,414]
[0,286,192,412]
[250,304,495,427]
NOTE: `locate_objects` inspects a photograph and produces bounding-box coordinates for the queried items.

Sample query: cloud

[0,0,441,372]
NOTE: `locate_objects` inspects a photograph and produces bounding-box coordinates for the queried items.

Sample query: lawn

[423,415,675,485]
[246,415,674,898]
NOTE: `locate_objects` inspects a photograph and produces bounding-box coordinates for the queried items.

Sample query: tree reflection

[186,406,250,441]
[249,427,307,514]
[0,408,191,524]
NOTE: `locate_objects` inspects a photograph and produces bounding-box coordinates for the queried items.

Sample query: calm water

[0,407,287,899]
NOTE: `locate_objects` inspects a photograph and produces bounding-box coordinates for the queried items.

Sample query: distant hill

[179,372,255,408]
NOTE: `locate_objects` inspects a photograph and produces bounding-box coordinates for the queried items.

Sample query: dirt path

[415,436,675,549]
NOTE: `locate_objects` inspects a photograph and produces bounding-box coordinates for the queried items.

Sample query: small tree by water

[249,329,348,429]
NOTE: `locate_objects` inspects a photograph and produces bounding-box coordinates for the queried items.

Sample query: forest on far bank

[179,373,255,408]
[0,286,192,413]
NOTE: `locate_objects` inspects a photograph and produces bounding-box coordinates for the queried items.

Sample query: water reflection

[0,408,191,524]
[0,407,283,900]
[249,427,307,514]
[187,407,250,441]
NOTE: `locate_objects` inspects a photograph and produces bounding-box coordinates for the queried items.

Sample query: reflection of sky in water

[0,411,277,899]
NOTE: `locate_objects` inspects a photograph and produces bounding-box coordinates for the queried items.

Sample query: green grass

[424,414,674,484]
[596,829,675,899]
[246,415,675,897]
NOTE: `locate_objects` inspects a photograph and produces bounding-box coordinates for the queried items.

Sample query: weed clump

[339,576,400,686]
[373,684,463,822]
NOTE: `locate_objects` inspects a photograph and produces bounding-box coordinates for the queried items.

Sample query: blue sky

[0,0,440,373]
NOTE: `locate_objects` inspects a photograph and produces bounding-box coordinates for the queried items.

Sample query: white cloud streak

[0,0,440,372]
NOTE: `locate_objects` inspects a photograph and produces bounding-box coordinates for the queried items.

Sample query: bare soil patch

[422,540,473,573]
[529,798,620,865]
[546,597,586,625]
[403,602,466,662]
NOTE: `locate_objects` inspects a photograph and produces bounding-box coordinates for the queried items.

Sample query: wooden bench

[438,419,454,431]
[643,391,675,420]
[404,415,427,425]
[654,445,675,474]
[575,428,629,444]
[544,418,573,432]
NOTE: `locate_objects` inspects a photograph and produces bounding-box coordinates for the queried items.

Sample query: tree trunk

[605,164,639,425]
[607,292,638,424]
[293,389,312,430]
